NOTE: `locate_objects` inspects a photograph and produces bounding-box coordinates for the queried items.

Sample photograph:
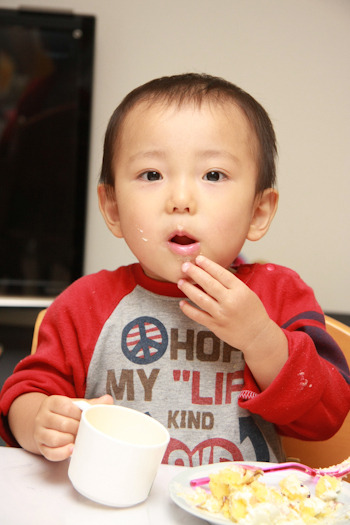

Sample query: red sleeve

[239,330,350,439]
[0,266,137,446]
[237,264,350,440]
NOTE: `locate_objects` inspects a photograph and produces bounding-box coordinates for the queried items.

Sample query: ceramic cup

[68,401,170,507]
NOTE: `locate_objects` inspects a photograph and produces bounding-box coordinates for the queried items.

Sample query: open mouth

[168,232,200,257]
[170,234,197,246]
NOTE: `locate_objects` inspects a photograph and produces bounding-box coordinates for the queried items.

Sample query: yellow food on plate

[316,474,341,501]
[185,465,344,523]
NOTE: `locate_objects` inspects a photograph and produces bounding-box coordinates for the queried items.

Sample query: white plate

[169,462,350,524]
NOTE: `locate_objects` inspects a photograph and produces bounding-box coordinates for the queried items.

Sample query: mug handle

[72,400,91,411]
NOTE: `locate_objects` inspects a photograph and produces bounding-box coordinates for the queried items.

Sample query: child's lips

[167,232,200,256]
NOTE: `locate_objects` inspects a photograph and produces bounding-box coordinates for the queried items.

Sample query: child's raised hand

[33,394,113,461]
[178,256,288,388]
[178,255,270,352]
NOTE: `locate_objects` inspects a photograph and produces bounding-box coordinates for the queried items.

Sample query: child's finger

[178,277,217,315]
[180,262,219,298]
[36,412,79,445]
[179,298,213,327]
[39,441,75,462]
[180,259,233,302]
[194,255,236,289]
[89,394,114,405]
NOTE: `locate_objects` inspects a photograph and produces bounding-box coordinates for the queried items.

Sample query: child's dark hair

[99,73,277,193]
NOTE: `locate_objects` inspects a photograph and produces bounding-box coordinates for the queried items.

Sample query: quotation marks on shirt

[121,316,168,364]
[172,369,244,405]
[173,370,190,382]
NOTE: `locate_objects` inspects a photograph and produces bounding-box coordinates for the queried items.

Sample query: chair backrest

[281,315,350,481]
[30,309,47,355]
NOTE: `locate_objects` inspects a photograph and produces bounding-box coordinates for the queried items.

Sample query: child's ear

[97,184,124,238]
[247,188,278,242]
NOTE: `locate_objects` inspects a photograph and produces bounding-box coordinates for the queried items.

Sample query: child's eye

[139,170,163,181]
[203,171,226,182]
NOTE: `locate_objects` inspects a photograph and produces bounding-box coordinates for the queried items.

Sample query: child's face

[100,100,277,283]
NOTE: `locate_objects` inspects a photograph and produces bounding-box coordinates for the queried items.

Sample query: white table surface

[0,447,206,525]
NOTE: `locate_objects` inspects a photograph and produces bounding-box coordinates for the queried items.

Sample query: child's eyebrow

[129,150,167,162]
[129,149,240,164]
[197,149,239,164]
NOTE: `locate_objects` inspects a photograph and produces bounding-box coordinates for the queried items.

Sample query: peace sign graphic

[121,316,168,364]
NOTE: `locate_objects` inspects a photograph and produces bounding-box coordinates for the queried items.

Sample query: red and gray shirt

[1,263,349,466]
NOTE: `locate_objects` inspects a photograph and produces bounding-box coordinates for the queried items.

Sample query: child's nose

[166,179,197,214]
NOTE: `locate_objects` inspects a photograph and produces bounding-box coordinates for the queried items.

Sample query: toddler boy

[1,73,349,465]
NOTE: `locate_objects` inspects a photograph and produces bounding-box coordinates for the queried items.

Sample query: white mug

[68,401,170,507]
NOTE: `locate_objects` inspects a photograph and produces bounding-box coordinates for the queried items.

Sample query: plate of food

[169,462,350,524]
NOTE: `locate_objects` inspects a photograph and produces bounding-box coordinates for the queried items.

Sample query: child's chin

[142,266,181,284]
[163,270,183,284]
[143,259,192,283]
[162,268,185,285]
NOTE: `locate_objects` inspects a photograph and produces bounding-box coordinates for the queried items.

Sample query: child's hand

[33,394,113,461]
[178,255,270,352]
[178,255,288,388]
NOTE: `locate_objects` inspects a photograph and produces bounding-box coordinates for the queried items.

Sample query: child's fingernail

[182,262,190,272]
[196,255,205,264]
[177,279,184,288]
